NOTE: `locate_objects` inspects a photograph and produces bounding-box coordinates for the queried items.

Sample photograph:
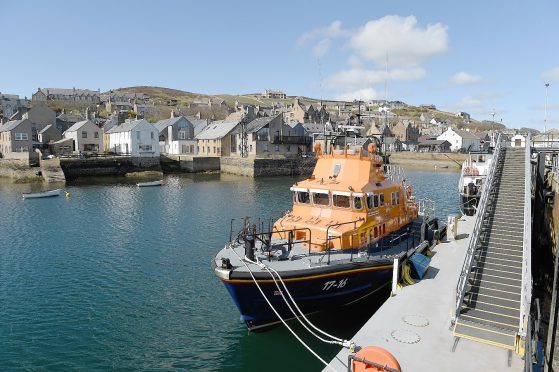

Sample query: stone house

[106,119,160,157]
[1,93,27,121]
[437,127,480,152]
[63,120,103,153]
[261,89,286,99]
[133,103,156,118]
[22,103,56,140]
[56,112,83,133]
[195,120,240,157]
[0,119,33,159]
[154,114,197,155]
[417,140,452,152]
[38,125,62,144]
[391,120,420,142]
[32,88,100,103]
[230,114,310,158]
[283,99,329,124]
[384,137,403,152]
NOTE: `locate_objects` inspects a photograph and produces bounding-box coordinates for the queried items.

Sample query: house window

[151,132,154,140]
[275,145,279,152]
[179,131,187,140]
[137,131,140,140]
[15,146,29,152]
[94,132,99,138]
[139,144,152,151]
[264,144,268,152]
[15,132,28,140]
[82,131,87,138]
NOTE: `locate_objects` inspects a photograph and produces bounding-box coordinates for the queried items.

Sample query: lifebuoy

[352,346,401,372]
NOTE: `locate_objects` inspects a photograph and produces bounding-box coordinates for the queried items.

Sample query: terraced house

[0,119,33,160]
[32,88,100,103]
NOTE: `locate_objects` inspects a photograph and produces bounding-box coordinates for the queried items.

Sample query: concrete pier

[325,215,524,371]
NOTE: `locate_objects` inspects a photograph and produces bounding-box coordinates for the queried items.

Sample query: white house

[154,115,195,155]
[63,120,103,153]
[510,134,526,148]
[106,119,160,157]
[437,127,480,152]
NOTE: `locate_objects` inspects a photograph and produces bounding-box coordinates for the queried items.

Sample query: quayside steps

[453,137,532,353]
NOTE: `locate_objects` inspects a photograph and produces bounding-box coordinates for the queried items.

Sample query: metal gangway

[453,134,532,353]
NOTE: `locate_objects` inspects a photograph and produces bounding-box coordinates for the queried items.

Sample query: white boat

[458,152,493,216]
[137,180,164,187]
[22,189,63,199]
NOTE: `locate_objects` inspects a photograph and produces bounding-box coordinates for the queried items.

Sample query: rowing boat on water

[22,189,63,199]
[137,180,164,187]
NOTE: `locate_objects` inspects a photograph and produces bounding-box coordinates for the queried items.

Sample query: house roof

[40,88,99,96]
[0,119,26,132]
[196,120,239,140]
[38,124,53,134]
[418,140,451,146]
[57,113,83,122]
[454,129,479,140]
[65,120,92,132]
[232,116,278,134]
[106,119,150,133]
[185,116,209,136]
[154,117,184,132]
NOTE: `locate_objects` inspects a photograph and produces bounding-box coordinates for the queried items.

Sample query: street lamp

[545,83,550,145]
[490,110,496,147]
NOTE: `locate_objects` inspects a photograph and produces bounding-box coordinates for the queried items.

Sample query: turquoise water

[0,169,459,371]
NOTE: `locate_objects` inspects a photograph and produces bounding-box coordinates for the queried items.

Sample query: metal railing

[454,134,503,321]
[519,134,533,338]
[384,164,406,183]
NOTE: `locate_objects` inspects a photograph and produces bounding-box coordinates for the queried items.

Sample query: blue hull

[223,264,393,330]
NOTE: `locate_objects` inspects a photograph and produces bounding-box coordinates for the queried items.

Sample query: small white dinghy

[22,189,64,199]
[137,180,164,187]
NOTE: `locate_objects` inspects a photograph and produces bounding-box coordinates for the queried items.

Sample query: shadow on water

[217,286,391,372]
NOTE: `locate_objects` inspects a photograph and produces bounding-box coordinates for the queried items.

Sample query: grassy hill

[44,85,510,132]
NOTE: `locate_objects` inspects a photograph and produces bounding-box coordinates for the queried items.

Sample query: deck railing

[454,134,503,322]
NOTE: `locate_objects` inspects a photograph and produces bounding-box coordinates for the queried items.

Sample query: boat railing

[454,134,503,322]
[417,198,436,219]
[325,219,364,264]
[384,164,406,183]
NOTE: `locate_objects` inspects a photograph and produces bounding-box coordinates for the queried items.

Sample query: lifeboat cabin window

[291,187,311,204]
[333,192,351,208]
[379,193,385,206]
[366,193,380,210]
[297,191,310,204]
[312,191,330,206]
[391,192,400,205]
[353,195,363,210]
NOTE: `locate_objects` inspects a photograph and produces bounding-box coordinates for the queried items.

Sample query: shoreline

[388,151,466,171]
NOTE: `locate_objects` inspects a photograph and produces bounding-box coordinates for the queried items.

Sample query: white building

[63,120,103,153]
[510,134,526,148]
[106,119,160,157]
[437,127,480,152]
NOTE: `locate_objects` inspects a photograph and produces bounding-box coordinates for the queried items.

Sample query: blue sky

[1,0,557,130]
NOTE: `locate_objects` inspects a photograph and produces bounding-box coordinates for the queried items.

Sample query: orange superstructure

[274,144,418,251]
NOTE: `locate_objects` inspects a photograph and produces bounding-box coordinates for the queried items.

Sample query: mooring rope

[228,247,339,372]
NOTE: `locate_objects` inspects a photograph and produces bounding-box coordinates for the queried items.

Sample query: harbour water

[0,169,459,371]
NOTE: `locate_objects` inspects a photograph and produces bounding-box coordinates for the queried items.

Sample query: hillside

[41,85,511,132]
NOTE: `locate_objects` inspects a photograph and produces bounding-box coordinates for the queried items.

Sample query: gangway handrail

[519,134,532,337]
[454,134,503,321]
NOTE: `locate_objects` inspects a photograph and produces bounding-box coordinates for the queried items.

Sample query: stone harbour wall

[60,156,162,180]
[0,159,42,182]
[221,157,316,177]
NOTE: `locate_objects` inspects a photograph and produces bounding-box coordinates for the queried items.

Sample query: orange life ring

[352,346,401,372]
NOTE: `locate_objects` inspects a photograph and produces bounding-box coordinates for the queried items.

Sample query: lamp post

[545,83,550,146]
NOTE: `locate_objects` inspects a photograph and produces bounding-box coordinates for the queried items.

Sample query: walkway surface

[325,215,524,372]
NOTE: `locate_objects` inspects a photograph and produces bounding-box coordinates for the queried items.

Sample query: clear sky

[1,0,557,131]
